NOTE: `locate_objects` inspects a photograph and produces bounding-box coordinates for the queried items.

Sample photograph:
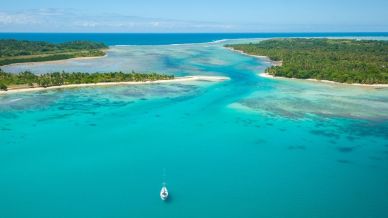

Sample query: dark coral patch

[329,140,337,144]
[310,130,340,139]
[337,159,352,164]
[337,146,355,153]
[369,156,383,161]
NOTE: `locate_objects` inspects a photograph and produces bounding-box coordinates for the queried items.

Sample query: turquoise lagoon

[1,39,388,218]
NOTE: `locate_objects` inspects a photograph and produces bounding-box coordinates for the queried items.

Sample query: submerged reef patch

[310,130,340,139]
[337,159,352,164]
[337,146,355,153]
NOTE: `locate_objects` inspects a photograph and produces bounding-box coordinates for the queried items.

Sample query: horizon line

[1,31,388,34]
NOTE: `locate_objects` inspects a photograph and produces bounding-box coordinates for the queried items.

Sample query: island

[0,69,174,91]
[226,38,388,84]
[0,69,230,94]
[0,39,108,66]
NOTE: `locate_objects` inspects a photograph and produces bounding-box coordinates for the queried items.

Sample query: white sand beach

[259,73,388,88]
[2,54,109,68]
[225,47,283,66]
[0,76,230,95]
[227,47,388,88]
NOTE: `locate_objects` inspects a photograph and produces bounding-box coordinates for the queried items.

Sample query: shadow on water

[162,195,173,204]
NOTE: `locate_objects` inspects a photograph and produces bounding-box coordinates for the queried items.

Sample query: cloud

[0,12,41,25]
[1,8,386,32]
[0,9,238,32]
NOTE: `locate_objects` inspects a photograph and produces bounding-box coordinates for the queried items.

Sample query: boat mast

[162,168,167,186]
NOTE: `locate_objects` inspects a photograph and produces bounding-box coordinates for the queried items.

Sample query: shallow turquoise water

[1,41,388,218]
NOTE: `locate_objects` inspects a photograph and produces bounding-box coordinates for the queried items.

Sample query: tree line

[0,69,174,91]
[0,39,108,66]
[226,38,388,84]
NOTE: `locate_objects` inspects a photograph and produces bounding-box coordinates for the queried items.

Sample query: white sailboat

[160,183,168,201]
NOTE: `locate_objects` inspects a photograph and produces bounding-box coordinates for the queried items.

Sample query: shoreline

[225,47,283,66]
[0,76,230,95]
[1,52,109,68]
[259,73,388,88]
[227,47,388,88]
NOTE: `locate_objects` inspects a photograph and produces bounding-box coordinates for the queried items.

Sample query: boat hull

[160,186,168,201]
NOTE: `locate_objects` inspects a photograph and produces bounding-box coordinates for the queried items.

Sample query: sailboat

[160,182,168,201]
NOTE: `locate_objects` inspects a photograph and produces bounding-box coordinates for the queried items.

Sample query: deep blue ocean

[1,32,388,45]
[1,33,388,218]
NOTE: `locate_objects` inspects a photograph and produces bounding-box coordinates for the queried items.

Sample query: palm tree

[0,82,8,91]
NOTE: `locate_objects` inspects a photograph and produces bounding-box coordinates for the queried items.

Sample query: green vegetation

[0,68,174,91]
[0,39,108,66]
[226,38,388,84]
[0,82,7,91]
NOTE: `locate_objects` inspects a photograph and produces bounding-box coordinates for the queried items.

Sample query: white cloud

[0,12,41,25]
[0,8,239,32]
[2,8,385,32]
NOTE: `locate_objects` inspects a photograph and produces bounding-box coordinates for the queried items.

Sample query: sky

[0,0,387,32]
